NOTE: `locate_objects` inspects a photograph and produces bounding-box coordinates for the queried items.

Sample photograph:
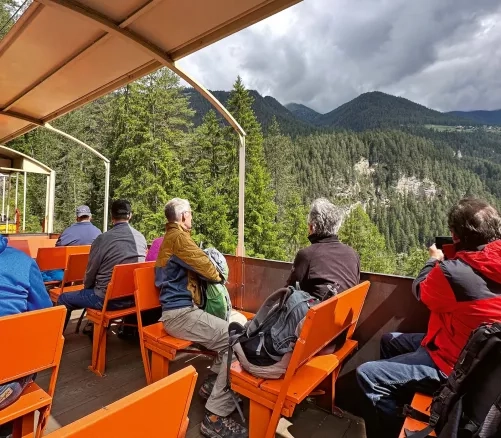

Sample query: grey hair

[308,198,343,237]
[164,198,191,223]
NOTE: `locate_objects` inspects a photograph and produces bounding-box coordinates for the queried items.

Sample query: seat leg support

[12,411,35,438]
[89,322,107,377]
[249,400,272,438]
[151,351,170,382]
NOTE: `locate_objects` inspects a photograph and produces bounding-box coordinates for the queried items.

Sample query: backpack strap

[224,323,246,423]
[402,404,439,438]
[402,405,431,423]
[404,426,434,438]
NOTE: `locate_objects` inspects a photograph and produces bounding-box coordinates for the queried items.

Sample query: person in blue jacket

[0,236,52,437]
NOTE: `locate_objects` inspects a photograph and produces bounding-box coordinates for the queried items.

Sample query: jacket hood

[0,237,7,254]
[456,240,501,284]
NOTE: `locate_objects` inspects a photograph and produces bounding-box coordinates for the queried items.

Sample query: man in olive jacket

[155,198,247,438]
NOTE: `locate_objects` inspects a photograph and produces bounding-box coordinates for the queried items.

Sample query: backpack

[202,248,232,321]
[404,322,501,438]
[227,285,319,378]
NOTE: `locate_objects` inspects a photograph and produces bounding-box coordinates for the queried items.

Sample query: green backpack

[203,248,232,321]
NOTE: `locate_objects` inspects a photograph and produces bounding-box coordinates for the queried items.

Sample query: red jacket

[413,240,501,375]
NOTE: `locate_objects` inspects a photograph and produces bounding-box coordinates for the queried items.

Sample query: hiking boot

[199,375,242,403]
[200,413,247,438]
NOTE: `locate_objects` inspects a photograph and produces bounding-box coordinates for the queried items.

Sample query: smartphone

[435,236,453,249]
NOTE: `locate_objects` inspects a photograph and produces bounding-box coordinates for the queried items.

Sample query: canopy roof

[0,0,301,144]
[0,144,52,175]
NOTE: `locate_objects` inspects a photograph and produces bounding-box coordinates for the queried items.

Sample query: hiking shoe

[199,375,242,403]
[200,413,248,438]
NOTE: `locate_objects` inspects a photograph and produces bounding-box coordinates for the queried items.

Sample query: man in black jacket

[287,198,360,300]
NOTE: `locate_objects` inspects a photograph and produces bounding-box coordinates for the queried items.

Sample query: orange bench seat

[133,266,254,384]
[230,282,371,438]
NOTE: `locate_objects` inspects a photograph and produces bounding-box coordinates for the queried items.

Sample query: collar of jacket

[166,222,190,235]
[308,234,340,244]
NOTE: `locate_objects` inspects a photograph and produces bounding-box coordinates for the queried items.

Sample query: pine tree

[339,205,396,274]
[185,110,236,253]
[402,247,429,277]
[226,77,283,259]
[264,117,309,259]
[106,69,193,240]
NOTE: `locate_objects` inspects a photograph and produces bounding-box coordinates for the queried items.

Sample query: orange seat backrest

[134,266,161,312]
[45,366,198,438]
[294,281,370,368]
[7,239,31,256]
[7,235,49,240]
[27,238,57,258]
[36,247,68,271]
[63,253,90,284]
[106,261,155,301]
[36,246,90,271]
[0,306,66,384]
[65,245,91,258]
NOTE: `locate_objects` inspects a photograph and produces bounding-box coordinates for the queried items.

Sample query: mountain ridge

[185,88,496,134]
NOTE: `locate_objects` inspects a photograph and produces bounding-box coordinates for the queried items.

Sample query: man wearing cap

[55,205,102,247]
[41,205,103,283]
[57,199,147,330]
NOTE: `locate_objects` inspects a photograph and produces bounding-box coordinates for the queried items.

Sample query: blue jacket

[155,223,220,311]
[56,221,102,247]
[0,237,52,317]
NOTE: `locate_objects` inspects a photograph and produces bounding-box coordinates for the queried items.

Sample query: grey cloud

[178,0,501,113]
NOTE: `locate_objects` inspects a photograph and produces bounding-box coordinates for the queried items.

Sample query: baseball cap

[76,205,92,217]
[111,199,132,217]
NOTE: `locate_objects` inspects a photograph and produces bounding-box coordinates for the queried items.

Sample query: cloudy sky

[178,0,501,114]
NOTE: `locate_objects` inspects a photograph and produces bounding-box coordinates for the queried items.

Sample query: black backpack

[404,322,501,438]
[229,285,319,367]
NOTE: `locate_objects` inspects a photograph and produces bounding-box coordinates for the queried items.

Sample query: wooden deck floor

[37,317,366,437]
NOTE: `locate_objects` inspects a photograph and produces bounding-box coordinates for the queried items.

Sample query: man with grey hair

[155,197,247,438]
[286,198,360,300]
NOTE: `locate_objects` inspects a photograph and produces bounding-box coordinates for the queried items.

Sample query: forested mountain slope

[6,67,501,277]
[447,109,501,126]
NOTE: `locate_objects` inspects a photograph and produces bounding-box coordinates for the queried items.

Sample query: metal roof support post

[44,175,49,232]
[237,135,246,257]
[22,172,26,231]
[43,123,110,232]
[14,173,18,209]
[47,170,56,233]
[1,175,5,219]
[5,175,10,230]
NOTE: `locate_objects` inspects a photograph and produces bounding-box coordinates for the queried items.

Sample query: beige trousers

[161,306,237,417]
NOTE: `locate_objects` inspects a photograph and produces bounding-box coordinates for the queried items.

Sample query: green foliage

[106,70,193,241]
[339,205,396,274]
[400,247,430,277]
[227,77,284,259]
[264,117,309,260]
[7,70,501,278]
[184,110,236,253]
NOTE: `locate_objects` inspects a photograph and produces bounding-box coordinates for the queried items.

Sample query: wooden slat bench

[230,281,370,438]
[0,307,65,438]
[133,266,253,384]
[45,366,198,438]
[85,261,155,377]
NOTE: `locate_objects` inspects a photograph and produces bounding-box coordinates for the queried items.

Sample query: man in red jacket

[357,198,501,437]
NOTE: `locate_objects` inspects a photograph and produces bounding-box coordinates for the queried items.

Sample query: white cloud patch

[178,0,501,113]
